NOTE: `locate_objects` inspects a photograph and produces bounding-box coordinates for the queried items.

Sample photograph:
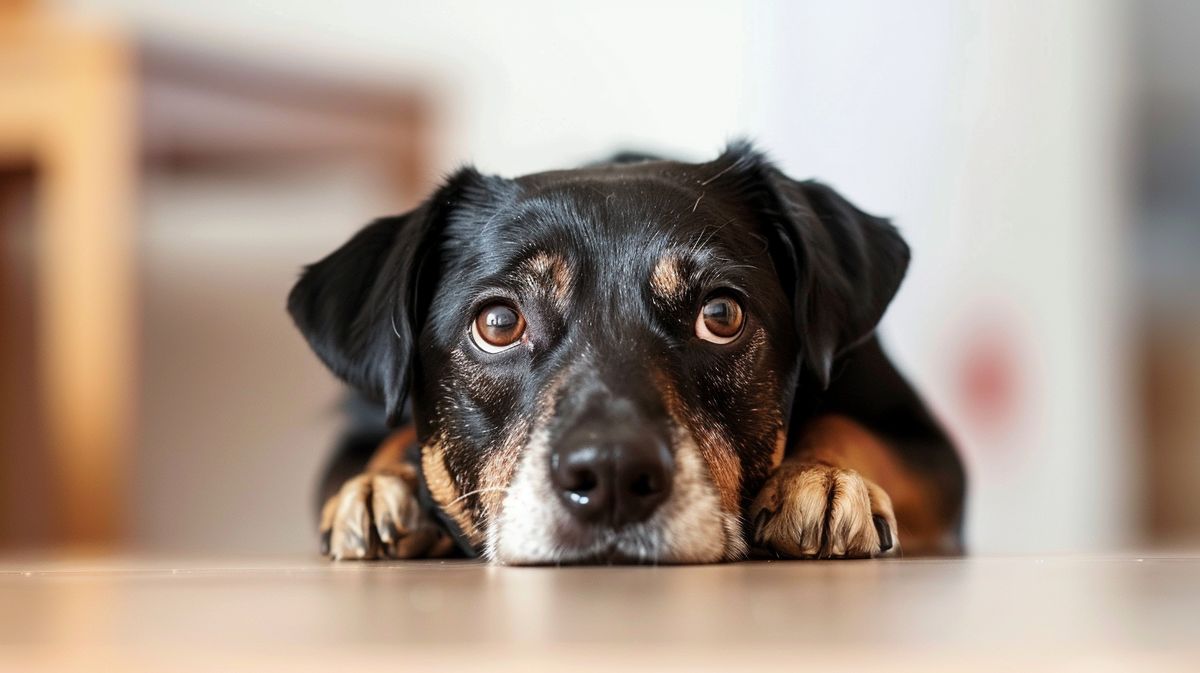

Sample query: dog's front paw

[750,463,898,559]
[319,472,450,560]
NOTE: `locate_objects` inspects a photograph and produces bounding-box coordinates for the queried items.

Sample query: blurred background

[0,0,1196,557]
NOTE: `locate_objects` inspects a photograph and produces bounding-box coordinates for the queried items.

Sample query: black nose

[550,426,674,527]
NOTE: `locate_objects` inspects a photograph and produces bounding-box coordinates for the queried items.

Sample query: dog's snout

[550,426,673,527]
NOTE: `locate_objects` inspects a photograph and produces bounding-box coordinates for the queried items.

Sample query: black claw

[319,529,331,556]
[752,509,771,545]
[873,515,893,553]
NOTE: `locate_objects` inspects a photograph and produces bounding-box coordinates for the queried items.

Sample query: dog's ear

[287,167,500,425]
[783,178,910,388]
[710,144,910,388]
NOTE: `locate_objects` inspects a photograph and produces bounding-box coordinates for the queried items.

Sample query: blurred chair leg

[382,99,437,211]
[35,33,137,546]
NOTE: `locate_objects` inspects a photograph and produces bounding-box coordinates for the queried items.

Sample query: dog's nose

[550,427,674,527]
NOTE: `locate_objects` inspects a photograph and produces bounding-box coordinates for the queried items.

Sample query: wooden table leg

[34,32,137,546]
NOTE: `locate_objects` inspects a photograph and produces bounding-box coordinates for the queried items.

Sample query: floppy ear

[780,176,910,388]
[710,144,910,388]
[287,168,489,425]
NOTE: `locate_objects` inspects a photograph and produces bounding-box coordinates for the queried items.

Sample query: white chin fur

[489,426,744,565]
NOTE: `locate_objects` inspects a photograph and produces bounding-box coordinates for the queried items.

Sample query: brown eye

[471,303,526,353]
[695,295,745,344]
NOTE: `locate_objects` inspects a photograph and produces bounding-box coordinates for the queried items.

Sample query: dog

[288,142,966,564]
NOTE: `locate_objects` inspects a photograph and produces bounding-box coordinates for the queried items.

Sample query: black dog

[288,142,965,563]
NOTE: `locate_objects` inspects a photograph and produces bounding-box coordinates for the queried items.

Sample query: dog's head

[289,143,908,563]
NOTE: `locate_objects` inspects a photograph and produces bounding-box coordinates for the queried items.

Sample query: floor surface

[2,552,1198,671]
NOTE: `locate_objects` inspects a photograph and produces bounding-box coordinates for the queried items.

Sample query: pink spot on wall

[958,320,1023,436]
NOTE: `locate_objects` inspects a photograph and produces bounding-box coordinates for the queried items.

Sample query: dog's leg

[319,428,456,560]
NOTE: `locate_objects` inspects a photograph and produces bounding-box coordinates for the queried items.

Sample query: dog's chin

[498,520,724,566]
[529,543,698,566]
[491,520,734,566]
[486,428,747,566]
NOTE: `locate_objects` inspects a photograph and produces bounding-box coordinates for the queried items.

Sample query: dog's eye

[471,303,526,353]
[695,295,745,344]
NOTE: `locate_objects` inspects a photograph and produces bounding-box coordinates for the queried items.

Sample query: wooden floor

[2,552,1197,671]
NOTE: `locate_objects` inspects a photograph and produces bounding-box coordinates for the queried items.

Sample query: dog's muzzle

[549,420,674,528]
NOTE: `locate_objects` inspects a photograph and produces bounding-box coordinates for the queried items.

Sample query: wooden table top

[2,552,1197,671]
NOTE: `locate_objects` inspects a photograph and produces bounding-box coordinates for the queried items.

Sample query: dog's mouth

[547,543,672,566]
[485,424,745,565]
[541,517,683,565]
[563,550,649,565]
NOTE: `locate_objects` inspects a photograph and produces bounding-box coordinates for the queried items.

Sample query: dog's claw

[752,508,771,546]
[873,514,893,553]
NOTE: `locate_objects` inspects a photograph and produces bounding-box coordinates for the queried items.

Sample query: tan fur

[770,428,787,469]
[477,416,531,529]
[365,426,417,476]
[421,438,484,547]
[518,251,572,310]
[649,254,685,305]
[655,372,744,531]
[682,411,743,516]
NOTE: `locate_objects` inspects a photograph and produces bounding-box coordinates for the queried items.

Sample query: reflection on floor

[2,552,1197,671]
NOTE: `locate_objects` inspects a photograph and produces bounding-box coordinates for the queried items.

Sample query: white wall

[748,1,1135,553]
[64,0,1135,553]
[65,0,753,174]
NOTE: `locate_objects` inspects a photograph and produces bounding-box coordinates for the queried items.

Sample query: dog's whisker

[698,160,736,186]
[445,486,510,507]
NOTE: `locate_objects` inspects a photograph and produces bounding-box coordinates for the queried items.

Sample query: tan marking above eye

[519,251,572,310]
[471,303,526,353]
[525,251,559,276]
[650,255,685,303]
[695,295,745,344]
